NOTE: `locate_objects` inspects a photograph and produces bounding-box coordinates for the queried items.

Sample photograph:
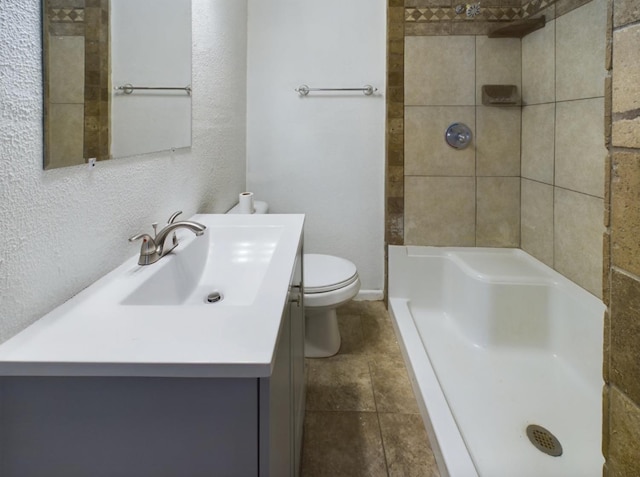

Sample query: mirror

[42,0,192,170]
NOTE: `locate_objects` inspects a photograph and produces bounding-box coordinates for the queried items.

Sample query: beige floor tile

[379,413,440,477]
[301,411,387,477]
[306,355,376,412]
[338,300,389,321]
[361,315,402,358]
[336,314,366,355]
[370,357,420,414]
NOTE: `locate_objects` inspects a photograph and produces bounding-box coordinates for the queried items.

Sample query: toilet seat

[304,254,359,294]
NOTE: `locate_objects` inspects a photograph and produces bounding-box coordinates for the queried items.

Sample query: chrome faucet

[129,211,206,265]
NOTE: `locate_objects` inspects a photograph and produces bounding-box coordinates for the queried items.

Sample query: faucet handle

[167,211,182,247]
[128,233,160,265]
[167,211,183,224]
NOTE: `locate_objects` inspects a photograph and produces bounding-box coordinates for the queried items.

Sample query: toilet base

[305,308,341,358]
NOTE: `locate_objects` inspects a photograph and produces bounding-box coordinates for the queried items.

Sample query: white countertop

[0,214,305,378]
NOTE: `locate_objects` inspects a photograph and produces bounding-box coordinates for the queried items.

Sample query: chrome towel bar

[295,84,377,96]
[115,84,192,95]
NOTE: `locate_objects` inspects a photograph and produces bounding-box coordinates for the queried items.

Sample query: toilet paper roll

[238,192,255,214]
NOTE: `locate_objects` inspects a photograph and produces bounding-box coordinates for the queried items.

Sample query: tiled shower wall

[603,0,640,474]
[520,0,607,297]
[404,36,521,247]
[386,0,607,297]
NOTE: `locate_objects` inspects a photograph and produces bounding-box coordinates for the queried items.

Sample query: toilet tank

[226,200,269,214]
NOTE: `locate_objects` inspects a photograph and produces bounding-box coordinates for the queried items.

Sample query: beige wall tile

[476,106,521,176]
[521,179,554,267]
[477,177,520,247]
[611,151,640,277]
[610,270,640,405]
[522,19,555,105]
[405,36,475,106]
[475,37,521,106]
[46,104,84,169]
[48,35,85,104]
[405,176,475,246]
[405,106,475,176]
[609,386,640,476]
[612,24,640,113]
[521,104,555,184]
[554,188,604,297]
[555,98,606,197]
[556,0,607,101]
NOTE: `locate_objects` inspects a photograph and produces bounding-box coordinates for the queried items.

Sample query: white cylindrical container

[238,192,255,214]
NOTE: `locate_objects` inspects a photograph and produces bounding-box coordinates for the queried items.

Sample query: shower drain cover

[526,424,563,457]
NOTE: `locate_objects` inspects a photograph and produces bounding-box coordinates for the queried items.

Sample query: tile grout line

[368,358,391,477]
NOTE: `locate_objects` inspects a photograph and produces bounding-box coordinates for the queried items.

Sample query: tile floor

[300,301,441,477]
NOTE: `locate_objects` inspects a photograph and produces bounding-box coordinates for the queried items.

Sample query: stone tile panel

[611,151,640,277]
[608,386,640,476]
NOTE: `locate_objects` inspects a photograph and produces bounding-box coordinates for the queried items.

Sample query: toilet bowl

[227,200,361,358]
[304,253,360,357]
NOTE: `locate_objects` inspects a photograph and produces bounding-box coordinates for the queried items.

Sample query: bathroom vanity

[0,214,305,477]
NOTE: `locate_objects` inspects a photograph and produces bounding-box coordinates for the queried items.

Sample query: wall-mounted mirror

[42,0,192,170]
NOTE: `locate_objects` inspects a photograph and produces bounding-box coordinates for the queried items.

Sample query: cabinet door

[0,377,259,477]
[259,308,292,477]
[290,250,305,477]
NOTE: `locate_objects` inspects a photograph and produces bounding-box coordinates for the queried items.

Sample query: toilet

[227,200,361,358]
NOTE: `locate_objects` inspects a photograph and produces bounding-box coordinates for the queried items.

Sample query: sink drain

[205,291,223,303]
[526,424,563,457]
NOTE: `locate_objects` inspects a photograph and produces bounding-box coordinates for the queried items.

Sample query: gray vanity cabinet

[0,251,306,477]
[260,240,305,477]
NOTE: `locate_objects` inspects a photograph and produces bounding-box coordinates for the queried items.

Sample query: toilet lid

[304,254,359,294]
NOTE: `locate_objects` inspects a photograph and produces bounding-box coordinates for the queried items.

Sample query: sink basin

[0,213,305,378]
[121,225,283,306]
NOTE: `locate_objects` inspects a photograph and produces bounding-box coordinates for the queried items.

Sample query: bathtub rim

[389,297,479,477]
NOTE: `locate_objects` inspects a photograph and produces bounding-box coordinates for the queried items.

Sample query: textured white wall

[0,0,248,343]
[246,0,386,295]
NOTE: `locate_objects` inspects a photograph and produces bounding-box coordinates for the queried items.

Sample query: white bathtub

[388,246,604,477]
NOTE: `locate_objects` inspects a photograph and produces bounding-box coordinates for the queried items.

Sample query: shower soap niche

[481,85,520,106]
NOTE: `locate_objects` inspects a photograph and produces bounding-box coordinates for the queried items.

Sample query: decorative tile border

[405,6,523,22]
[405,0,585,26]
[49,8,85,23]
